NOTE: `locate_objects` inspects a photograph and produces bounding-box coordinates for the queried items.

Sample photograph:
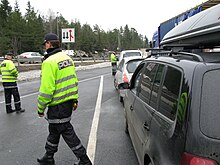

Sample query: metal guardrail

[0,57,110,63]
[0,58,18,62]
[0,57,110,74]
[71,56,109,62]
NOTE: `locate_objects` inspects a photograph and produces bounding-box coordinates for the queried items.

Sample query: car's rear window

[123,52,141,58]
[21,52,30,56]
[200,69,220,139]
[126,60,142,73]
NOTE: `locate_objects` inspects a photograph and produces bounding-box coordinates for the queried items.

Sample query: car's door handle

[130,105,133,111]
[143,122,150,131]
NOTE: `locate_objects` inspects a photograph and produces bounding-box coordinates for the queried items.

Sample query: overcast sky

[8,0,207,39]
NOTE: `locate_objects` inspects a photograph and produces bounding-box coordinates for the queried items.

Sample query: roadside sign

[62,28,75,43]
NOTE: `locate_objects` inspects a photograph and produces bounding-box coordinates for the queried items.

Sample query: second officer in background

[110,52,117,75]
[37,33,92,165]
[0,52,25,114]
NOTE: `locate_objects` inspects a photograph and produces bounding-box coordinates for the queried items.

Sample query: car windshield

[123,52,141,58]
[126,60,142,73]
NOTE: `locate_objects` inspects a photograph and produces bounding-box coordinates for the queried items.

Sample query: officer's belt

[46,116,71,124]
[4,86,17,89]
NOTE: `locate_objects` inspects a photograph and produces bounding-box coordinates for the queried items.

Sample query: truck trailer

[151,0,220,48]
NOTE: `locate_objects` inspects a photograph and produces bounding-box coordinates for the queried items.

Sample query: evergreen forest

[0,0,149,56]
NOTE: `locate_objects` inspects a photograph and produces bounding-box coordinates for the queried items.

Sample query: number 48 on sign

[62,28,75,43]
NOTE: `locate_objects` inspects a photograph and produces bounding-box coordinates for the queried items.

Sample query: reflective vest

[110,53,117,63]
[0,60,18,82]
[177,92,188,125]
[37,52,78,113]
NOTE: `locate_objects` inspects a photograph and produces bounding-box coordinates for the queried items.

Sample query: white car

[118,50,143,64]
[114,56,143,102]
[17,52,43,64]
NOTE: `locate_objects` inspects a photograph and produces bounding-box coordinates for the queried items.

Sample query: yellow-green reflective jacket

[0,60,18,82]
[177,92,188,125]
[37,52,78,113]
[110,53,117,63]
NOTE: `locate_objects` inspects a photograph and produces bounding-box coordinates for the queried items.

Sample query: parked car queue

[113,4,220,165]
[114,56,143,102]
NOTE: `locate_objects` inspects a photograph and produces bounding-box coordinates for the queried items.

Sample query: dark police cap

[6,52,13,56]
[42,33,59,45]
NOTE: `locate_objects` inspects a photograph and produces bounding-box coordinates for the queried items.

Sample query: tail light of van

[123,73,129,83]
[180,152,217,165]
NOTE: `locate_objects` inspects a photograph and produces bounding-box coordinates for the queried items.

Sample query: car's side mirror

[118,82,130,89]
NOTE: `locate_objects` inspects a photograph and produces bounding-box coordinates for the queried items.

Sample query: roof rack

[147,48,204,62]
[170,51,204,62]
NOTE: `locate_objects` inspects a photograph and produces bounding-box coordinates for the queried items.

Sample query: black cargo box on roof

[161,4,220,49]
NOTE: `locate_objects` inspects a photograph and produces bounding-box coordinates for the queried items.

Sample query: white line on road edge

[0,92,39,104]
[79,73,110,83]
[0,75,105,163]
[87,75,103,164]
[0,74,109,104]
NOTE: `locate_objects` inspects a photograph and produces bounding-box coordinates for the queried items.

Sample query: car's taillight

[180,152,217,165]
[19,56,27,58]
[123,73,129,83]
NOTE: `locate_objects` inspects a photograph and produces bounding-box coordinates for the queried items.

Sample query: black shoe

[37,154,55,165]
[16,109,25,113]
[6,109,16,114]
[74,155,92,165]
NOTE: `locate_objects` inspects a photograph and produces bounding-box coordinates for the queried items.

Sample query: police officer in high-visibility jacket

[0,52,25,114]
[110,52,117,75]
[37,33,92,165]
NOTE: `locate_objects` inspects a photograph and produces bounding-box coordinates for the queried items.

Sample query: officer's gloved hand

[38,111,44,117]
[73,100,78,111]
[13,73,18,77]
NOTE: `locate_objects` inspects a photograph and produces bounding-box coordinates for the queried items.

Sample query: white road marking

[0,74,106,163]
[86,75,103,164]
[0,92,39,104]
[0,74,110,104]
[79,73,109,83]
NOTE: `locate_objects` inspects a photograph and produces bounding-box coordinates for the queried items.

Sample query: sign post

[62,28,75,56]
[62,28,75,43]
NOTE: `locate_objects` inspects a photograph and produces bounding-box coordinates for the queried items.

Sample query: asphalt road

[0,66,138,165]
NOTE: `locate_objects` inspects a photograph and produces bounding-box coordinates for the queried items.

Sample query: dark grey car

[122,4,220,165]
[123,51,220,165]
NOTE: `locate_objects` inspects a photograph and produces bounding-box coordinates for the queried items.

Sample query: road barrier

[0,57,110,72]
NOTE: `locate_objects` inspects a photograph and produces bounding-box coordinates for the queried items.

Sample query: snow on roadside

[16,62,111,81]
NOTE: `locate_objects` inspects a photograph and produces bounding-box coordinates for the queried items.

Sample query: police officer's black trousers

[45,122,87,158]
[111,63,117,75]
[4,86,21,112]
